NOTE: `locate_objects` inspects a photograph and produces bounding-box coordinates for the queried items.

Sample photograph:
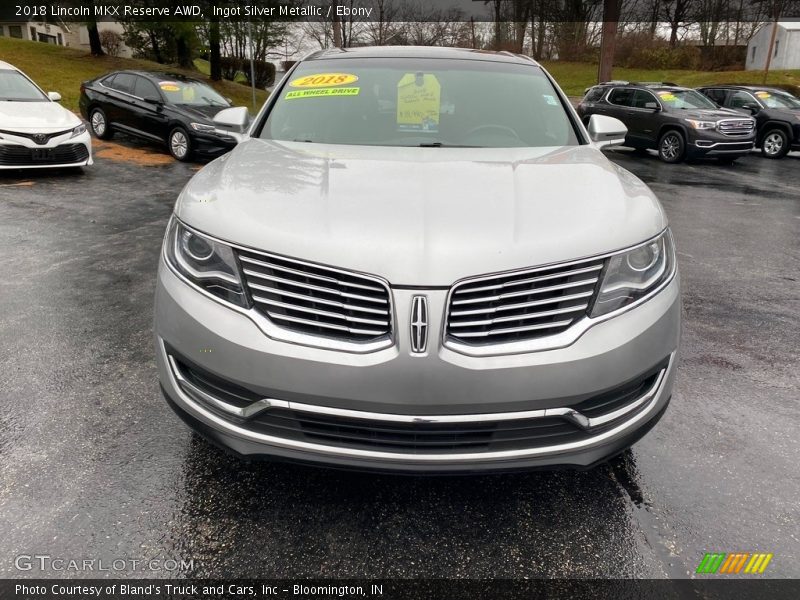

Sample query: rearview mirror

[48,92,62,102]
[213,106,250,133]
[587,114,627,149]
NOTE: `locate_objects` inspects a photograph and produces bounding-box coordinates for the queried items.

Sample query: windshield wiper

[418,142,483,148]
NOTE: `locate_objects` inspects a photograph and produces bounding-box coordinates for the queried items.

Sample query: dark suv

[577,82,756,163]
[696,85,800,159]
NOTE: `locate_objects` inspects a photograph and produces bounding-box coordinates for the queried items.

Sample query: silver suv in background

[155,47,680,473]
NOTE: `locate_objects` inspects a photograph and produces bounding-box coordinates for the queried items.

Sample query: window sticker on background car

[159,82,180,92]
[289,73,359,88]
[657,91,677,101]
[285,87,360,99]
[755,91,771,99]
[396,72,441,132]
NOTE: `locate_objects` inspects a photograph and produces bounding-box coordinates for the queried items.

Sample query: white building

[0,21,67,45]
[746,21,800,70]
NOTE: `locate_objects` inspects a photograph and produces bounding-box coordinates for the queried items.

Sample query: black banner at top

[2,0,800,23]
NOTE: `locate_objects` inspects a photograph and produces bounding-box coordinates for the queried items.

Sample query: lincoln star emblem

[410,295,428,354]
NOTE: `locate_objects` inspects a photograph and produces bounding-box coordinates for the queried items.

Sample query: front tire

[658,131,685,163]
[168,127,192,162]
[89,107,113,140]
[761,128,789,159]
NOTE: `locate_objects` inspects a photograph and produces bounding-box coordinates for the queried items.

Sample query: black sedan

[79,70,241,161]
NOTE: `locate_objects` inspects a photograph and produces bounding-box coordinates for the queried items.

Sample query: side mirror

[48,92,62,102]
[644,102,659,110]
[587,114,627,148]
[742,103,760,114]
[143,96,162,105]
[213,106,250,133]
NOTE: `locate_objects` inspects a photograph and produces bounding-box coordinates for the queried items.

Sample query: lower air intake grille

[237,249,392,343]
[446,257,605,345]
[0,143,88,166]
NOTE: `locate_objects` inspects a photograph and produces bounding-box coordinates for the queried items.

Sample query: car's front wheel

[658,131,685,163]
[761,128,789,159]
[89,107,113,140]
[168,127,192,162]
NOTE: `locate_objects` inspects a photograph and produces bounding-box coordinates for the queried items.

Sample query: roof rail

[632,81,680,87]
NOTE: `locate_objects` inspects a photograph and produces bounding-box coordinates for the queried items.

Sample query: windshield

[0,69,48,102]
[260,58,580,148]
[656,89,717,110]
[754,90,800,109]
[157,79,229,107]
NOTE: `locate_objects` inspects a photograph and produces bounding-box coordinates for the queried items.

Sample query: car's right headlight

[163,215,249,308]
[590,229,676,318]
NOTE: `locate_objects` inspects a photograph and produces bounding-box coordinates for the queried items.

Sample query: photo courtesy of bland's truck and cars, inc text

[0,0,798,598]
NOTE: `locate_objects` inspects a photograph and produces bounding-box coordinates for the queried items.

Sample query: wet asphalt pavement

[0,139,798,579]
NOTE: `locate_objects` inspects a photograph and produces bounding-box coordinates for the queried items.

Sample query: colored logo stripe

[697,553,773,574]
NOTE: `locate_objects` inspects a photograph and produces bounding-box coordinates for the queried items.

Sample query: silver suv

[155,47,680,473]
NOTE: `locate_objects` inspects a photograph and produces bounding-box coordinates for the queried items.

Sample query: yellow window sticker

[159,82,180,92]
[755,91,771,99]
[658,91,676,101]
[397,73,441,132]
[285,87,360,99]
[289,73,359,88]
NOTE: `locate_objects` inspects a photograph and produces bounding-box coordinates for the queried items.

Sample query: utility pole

[597,0,621,84]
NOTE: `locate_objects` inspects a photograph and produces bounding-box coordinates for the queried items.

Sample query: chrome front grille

[718,119,755,137]
[445,258,605,345]
[237,249,392,343]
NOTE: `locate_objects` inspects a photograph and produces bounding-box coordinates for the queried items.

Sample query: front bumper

[155,260,680,472]
[190,131,238,158]
[0,130,93,169]
[687,134,754,158]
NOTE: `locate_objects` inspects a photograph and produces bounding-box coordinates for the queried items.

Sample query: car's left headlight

[70,123,87,138]
[190,122,216,133]
[684,119,716,130]
[163,216,249,308]
[590,229,676,317]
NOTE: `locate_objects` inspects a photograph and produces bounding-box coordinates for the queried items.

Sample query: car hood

[176,140,667,286]
[0,100,81,130]
[678,107,750,120]
[173,103,228,122]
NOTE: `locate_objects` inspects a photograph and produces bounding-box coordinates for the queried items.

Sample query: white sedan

[0,60,92,169]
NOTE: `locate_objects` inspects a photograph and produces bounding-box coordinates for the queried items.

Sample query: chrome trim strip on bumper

[162,340,674,463]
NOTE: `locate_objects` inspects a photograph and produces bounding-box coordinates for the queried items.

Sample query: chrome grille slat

[237,249,392,343]
[446,258,605,346]
[453,264,602,295]
[249,284,389,315]
[450,290,595,317]
[451,277,599,306]
[454,319,575,338]
[253,297,389,326]
[449,303,589,327]
[240,255,385,292]
[242,270,388,305]
[265,312,386,336]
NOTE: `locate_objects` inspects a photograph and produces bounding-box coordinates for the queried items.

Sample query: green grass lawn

[0,37,268,112]
[543,61,800,96]
[194,58,249,83]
